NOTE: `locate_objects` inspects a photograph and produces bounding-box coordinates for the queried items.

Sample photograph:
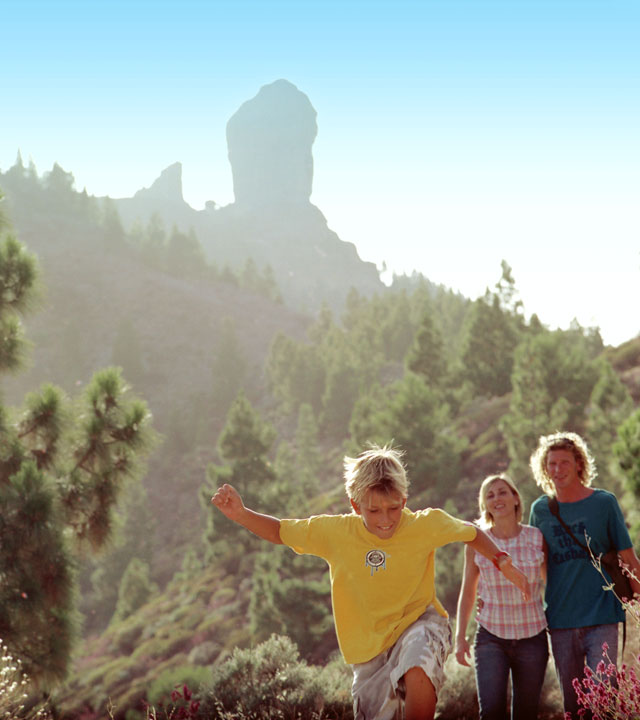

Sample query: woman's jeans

[474,625,549,720]
[549,623,619,720]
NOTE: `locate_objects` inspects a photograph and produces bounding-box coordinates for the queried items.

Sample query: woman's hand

[455,635,472,667]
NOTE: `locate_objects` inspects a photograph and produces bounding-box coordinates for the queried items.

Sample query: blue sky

[2,0,639,344]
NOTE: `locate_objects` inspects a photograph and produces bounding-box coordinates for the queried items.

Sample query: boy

[212,445,529,720]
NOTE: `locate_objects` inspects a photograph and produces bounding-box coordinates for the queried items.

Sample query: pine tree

[42,163,76,208]
[294,403,322,493]
[0,210,155,685]
[80,480,156,631]
[248,547,332,661]
[459,295,520,398]
[141,213,167,269]
[166,226,206,277]
[406,308,446,388]
[458,262,527,398]
[494,260,524,317]
[380,291,415,363]
[202,392,277,556]
[101,197,126,248]
[501,329,600,492]
[111,557,158,623]
[266,332,325,414]
[0,233,39,371]
[614,409,640,499]
[349,373,464,502]
[585,358,633,480]
[320,345,359,439]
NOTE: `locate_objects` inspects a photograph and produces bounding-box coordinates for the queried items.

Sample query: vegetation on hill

[1,156,639,719]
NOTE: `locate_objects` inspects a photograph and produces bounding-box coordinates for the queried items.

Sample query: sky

[2,0,639,345]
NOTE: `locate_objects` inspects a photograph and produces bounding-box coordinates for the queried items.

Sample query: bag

[601,548,633,601]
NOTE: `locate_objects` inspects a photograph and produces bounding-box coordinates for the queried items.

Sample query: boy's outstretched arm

[211,483,283,544]
[465,525,531,601]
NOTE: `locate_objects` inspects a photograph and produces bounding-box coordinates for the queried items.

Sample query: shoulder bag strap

[547,496,588,551]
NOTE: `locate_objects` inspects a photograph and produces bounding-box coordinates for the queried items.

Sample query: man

[529,431,640,719]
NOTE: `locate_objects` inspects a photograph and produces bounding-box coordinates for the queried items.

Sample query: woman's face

[484,479,518,522]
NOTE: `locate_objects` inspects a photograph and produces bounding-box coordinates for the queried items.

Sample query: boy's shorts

[351,606,452,720]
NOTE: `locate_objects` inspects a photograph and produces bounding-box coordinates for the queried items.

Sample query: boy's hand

[211,483,245,521]
[499,557,532,601]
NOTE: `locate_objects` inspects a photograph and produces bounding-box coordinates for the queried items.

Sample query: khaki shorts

[351,606,452,720]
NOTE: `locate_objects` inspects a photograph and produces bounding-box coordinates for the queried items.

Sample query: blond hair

[477,473,523,528]
[344,444,408,505]
[529,431,596,496]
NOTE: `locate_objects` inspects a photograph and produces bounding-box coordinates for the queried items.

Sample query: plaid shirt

[475,525,547,639]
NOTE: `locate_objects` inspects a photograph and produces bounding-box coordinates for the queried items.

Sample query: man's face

[351,489,406,540]
[545,449,582,493]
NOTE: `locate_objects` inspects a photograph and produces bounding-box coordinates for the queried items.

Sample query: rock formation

[111,79,383,311]
[226,79,316,208]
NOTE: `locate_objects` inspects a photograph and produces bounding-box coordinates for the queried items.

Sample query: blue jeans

[549,623,619,720]
[474,625,549,720]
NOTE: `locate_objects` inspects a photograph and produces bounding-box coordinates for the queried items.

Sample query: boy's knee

[403,667,436,720]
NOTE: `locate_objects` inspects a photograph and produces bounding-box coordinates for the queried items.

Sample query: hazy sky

[2,0,639,345]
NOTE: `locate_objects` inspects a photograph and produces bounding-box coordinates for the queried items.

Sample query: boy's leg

[402,667,436,720]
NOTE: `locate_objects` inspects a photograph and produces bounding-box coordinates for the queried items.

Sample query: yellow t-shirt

[279,507,476,664]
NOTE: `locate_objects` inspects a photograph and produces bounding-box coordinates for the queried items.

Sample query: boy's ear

[350,498,361,515]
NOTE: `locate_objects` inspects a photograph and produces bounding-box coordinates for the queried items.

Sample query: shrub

[197,634,352,719]
[0,639,53,719]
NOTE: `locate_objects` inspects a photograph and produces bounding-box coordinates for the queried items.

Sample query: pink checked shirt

[474,525,547,639]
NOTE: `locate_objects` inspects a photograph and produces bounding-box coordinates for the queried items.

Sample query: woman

[455,474,548,720]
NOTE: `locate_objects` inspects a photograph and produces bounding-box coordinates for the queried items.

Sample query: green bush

[198,634,352,719]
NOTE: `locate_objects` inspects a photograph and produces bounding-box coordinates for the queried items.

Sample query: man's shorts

[351,606,452,720]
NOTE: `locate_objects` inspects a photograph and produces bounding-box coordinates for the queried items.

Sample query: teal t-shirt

[529,489,632,629]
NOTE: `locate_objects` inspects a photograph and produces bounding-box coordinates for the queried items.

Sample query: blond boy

[212,445,529,720]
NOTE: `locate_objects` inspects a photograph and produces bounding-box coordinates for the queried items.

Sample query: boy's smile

[351,489,406,540]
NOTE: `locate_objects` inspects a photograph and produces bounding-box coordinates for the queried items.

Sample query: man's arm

[466,525,531,601]
[618,547,640,597]
[211,483,283,545]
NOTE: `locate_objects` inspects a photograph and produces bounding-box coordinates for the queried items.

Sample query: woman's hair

[477,474,523,528]
[344,444,408,506]
[529,431,596,496]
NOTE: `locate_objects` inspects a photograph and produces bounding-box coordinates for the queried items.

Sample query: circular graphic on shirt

[365,549,386,572]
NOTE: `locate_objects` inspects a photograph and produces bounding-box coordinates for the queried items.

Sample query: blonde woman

[455,474,547,720]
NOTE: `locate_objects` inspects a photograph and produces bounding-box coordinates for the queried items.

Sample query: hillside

[2,78,640,720]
